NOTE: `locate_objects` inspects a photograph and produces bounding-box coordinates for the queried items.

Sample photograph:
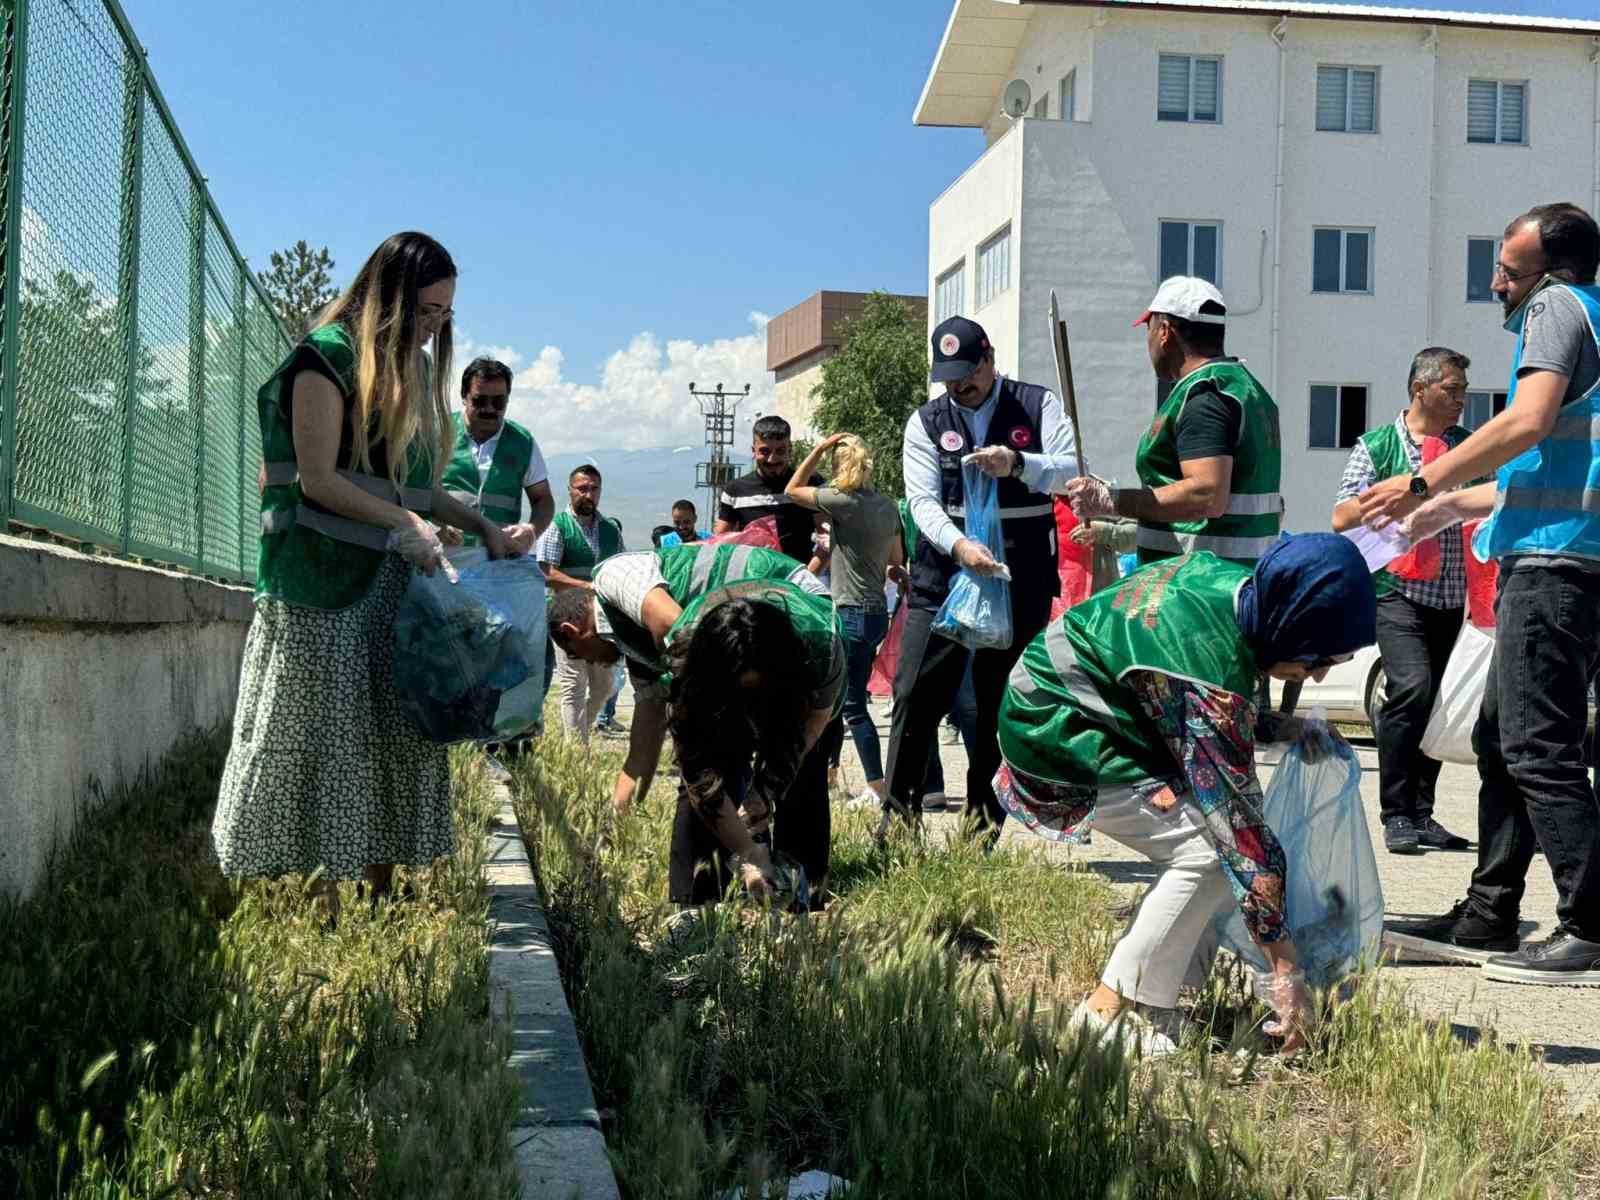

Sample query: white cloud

[454,312,774,457]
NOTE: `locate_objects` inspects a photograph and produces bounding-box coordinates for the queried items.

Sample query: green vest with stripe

[440,414,536,545]
[551,510,623,580]
[1135,360,1282,566]
[998,553,1257,788]
[1359,419,1471,597]
[256,324,438,610]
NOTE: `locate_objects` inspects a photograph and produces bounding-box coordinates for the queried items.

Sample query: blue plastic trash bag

[1117,552,1138,578]
[1215,713,1383,988]
[932,463,1012,651]
[392,549,547,744]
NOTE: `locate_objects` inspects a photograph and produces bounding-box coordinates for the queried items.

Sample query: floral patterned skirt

[211,554,455,880]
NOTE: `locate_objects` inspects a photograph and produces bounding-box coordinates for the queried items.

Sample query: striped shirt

[717,470,821,561]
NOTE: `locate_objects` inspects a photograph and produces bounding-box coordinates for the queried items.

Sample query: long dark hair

[666,597,811,821]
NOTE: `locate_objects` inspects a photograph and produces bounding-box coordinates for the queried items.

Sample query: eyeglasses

[419,305,455,321]
[468,394,508,412]
[1491,262,1544,285]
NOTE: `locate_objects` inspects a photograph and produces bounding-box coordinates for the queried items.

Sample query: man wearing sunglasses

[439,357,554,553]
[1366,203,1600,987]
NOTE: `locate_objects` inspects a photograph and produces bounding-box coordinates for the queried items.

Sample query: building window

[976,226,1011,309]
[1464,389,1509,430]
[1309,384,1369,449]
[1033,94,1049,119]
[1158,54,1221,123]
[1159,220,1221,284]
[1312,227,1373,294]
[1467,237,1501,303]
[934,262,964,324]
[1468,80,1526,145]
[1060,69,1076,121]
[1316,65,1378,133]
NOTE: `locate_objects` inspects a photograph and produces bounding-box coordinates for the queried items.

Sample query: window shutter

[1467,80,1498,142]
[1316,67,1347,131]
[1158,55,1190,119]
[1499,83,1525,143]
[1350,69,1377,132]
[1159,221,1190,280]
[1192,57,1219,121]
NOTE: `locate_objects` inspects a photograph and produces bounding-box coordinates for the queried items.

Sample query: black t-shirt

[718,470,821,562]
[284,347,396,481]
[1174,378,1243,462]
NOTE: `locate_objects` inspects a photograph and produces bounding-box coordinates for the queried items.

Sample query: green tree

[257,240,337,338]
[808,291,928,498]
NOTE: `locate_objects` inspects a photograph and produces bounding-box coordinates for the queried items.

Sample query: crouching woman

[995,534,1376,1056]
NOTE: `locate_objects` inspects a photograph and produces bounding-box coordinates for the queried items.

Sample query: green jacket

[440,414,536,545]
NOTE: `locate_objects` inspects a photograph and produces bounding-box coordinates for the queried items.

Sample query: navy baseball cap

[929,316,992,383]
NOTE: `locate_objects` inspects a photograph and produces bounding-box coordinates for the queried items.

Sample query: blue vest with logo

[1475,282,1600,563]
[909,377,1058,619]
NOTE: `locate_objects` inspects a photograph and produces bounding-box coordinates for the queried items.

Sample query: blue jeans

[839,605,891,783]
[597,665,624,724]
[923,660,978,796]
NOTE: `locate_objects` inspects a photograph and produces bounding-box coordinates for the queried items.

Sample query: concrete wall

[771,352,829,438]
[0,535,252,897]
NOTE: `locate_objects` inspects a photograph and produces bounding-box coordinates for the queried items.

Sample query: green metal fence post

[114,45,146,555]
[236,267,246,580]
[188,178,205,570]
[0,0,29,526]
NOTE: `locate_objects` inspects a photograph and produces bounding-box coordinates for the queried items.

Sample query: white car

[1271,644,1387,726]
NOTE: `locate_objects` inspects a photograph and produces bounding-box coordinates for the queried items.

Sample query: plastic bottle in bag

[931,463,1013,650]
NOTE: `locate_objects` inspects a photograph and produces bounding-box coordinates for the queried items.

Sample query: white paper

[1341,523,1410,574]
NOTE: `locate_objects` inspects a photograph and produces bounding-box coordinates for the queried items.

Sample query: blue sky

[124,0,1596,455]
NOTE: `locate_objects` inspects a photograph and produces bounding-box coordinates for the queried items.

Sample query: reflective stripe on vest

[261,505,390,552]
[1499,486,1600,513]
[445,487,518,520]
[1043,620,1116,724]
[1136,524,1278,561]
[263,460,432,512]
[943,501,1055,520]
[1223,492,1281,516]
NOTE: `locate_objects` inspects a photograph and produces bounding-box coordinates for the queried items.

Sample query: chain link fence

[0,0,289,582]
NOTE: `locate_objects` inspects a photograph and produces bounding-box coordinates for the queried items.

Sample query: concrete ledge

[485,790,620,1199]
[0,533,255,623]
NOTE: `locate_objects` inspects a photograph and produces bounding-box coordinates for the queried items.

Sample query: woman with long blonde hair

[213,231,509,920]
[786,432,904,809]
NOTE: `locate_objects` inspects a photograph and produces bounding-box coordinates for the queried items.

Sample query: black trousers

[1466,564,1600,940]
[667,738,832,905]
[883,590,1052,836]
[1374,592,1464,826]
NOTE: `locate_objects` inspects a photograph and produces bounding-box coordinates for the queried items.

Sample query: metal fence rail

[0,0,288,583]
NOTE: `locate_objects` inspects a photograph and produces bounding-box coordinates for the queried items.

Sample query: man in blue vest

[1365,203,1600,986]
[883,315,1085,841]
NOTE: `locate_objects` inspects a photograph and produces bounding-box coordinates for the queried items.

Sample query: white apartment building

[916,0,1600,532]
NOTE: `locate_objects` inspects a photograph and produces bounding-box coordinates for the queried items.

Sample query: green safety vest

[551,510,623,580]
[598,543,830,677]
[440,414,535,545]
[998,553,1258,788]
[1359,419,1471,597]
[256,323,438,610]
[1135,360,1282,566]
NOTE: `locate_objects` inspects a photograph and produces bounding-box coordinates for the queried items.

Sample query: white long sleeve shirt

[902,375,1085,558]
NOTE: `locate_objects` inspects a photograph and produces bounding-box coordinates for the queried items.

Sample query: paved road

[609,689,1599,1111]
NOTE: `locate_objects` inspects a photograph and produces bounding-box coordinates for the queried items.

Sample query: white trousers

[553,644,617,743]
[1092,786,1232,1009]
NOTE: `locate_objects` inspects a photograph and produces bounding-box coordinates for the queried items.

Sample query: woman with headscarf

[995,534,1377,1057]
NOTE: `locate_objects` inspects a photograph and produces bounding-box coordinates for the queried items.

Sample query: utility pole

[688,381,750,521]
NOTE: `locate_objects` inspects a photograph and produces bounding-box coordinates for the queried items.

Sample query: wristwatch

[1408,475,1430,500]
[1008,449,1025,478]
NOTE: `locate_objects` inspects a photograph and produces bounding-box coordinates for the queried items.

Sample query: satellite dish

[1002,78,1033,119]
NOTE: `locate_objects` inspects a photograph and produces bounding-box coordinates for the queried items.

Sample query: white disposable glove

[503,523,538,556]
[1259,968,1313,1056]
[1401,493,1468,546]
[387,516,458,581]
[961,446,1018,478]
[1065,475,1118,520]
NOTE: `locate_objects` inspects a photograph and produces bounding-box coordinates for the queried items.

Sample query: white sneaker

[921,791,948,812]
[1066,1001,1179,1060]
[940,724,959,746]
[845,788,880,813]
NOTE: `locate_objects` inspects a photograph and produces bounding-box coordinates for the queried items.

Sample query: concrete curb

[484,785,620,1200]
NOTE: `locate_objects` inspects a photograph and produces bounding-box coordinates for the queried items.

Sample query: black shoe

[1384,899,1520,964]
[1383,816,1421,855]
[1415,817,1470,851]
[1482,931,1600,986]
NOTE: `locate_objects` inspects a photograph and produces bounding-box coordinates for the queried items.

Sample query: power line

[688,381,750,521]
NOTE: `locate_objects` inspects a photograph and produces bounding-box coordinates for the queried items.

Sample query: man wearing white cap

[1066,277,1283,568]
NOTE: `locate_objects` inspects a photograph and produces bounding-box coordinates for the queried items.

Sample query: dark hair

[671,498,697,515]
[1407,347,1471,392]
[569,463,602,485]
[460,357,513,398]
[651,524,674,547]
[1506,203,1600,284]
[752,415,791,442]
[1160,311,1226,358]
[666,598,810,833]
[547,587,593,647]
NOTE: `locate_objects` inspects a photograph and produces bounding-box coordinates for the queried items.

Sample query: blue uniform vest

[909,378,1058,619]
[1475,283,1600,563]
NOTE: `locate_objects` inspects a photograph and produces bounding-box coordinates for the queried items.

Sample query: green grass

[516,732,1599,1200]
[0,727,520,1198]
